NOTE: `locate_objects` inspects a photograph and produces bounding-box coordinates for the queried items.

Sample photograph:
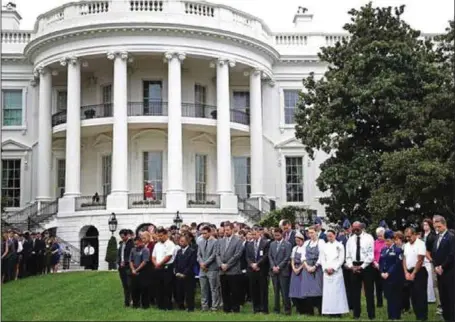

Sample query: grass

[1,271,438,321]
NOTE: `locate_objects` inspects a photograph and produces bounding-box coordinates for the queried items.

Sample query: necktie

[437,233,443,249]
[204,240,208,253]
[225,238,230,251]
[356,236,361,262]
[254,240,259,260]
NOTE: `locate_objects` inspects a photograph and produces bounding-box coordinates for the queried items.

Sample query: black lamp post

[173,211,183,229]
[108,212,118,235]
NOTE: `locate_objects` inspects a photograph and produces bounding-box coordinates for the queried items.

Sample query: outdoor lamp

[108,212,118,235]
[174,211,183,229]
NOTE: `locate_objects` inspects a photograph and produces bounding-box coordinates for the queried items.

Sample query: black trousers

[131,272,150,309]
[239,272,250,305]
[407,268,428,321]
[351,265,375,319]
[36,254,44,274]
[27,254,37,276]
[437,268,455,322]
[156,265,174,310]
[302,296,322,316]
[271,274,291,314]
[220,274,241,313]
[342,267,353,310]
[292,298,305,314]
[401,282,411,312]
[248,270,269,313]
[149,268,157,305]
[174,275,196,311]
[118,266,131,306]
[383,280,403,320]
[373,268,383,307]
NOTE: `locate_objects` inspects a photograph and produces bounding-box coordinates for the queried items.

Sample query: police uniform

[379,230,404,320]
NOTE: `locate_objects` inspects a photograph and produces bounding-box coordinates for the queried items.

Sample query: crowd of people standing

[1,229,69,283]
[117,215,455,321]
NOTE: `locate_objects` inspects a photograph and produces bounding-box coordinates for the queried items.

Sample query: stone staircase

[2,199,81,268]
[237,196,273,223]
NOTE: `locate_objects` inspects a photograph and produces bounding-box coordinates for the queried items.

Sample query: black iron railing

[128,193,165,208]
[81,103,113,120]
[52,111,67,126]
[51,104,113,126]
[182,103,217,119]
[230,109,250,125]
[128,101,168,116]
[187,193,220,208]
[75,195,107,211]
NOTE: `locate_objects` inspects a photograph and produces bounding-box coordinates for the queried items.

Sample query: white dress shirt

[345,232,374,269]
[403,238,426,270]
[320,240,345,272]
[152,239,176,264]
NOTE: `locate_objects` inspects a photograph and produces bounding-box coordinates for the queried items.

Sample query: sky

[2,0,454,33]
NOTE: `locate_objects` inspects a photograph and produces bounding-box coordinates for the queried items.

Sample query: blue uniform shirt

[379,244,404,283]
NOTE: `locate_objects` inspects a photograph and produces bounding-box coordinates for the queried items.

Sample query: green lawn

[1,271,437,321]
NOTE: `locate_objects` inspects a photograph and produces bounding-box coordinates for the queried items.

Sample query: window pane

[1,159,21,207]
[143,152,163,199]
[57,91,67,111]
[102,155,112,196]
[233,91,250,111]
[2,90,22,126]
[102,85,112,103]
[233,156,251,198]
[195,155,207,199]
[285,157,303,202]
[57,159,65,197]
[284,90,300,124]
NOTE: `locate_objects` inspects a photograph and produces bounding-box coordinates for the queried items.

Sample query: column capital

[33,65,49,77]
[164,52,186,63]
[216,58,235,68]
[30,79,38,87]
[107,51,116,60]
[59,56,79,66]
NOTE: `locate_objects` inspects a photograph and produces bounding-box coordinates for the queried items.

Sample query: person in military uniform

[379,230,404,320]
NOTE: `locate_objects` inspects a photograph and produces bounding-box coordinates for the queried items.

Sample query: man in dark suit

[216,221,243,313]
[432,215,455,322]
[238,230,250,306]
[117,229,134,307]
[246,227,270,314]
[281,220,296,248]
[27,232,38,276]
[174,234,197,311]
[35,233,45,275]
[268,227,292,315]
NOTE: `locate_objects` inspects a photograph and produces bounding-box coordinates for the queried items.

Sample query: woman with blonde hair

[141,231,157,306]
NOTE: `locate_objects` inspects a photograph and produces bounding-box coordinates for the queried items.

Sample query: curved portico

[33,48,273,213]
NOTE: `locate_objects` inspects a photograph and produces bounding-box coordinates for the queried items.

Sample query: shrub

[105,236,117,270]
[259,206,316,228]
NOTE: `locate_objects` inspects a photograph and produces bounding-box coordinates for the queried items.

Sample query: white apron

[424,259,436,303]
[322,268,349,314]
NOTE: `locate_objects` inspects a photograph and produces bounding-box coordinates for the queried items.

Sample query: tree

[295,3,454,226]
[259,206,314,228]
[105,236,118,270]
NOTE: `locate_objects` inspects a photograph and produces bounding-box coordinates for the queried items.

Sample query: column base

[107,192,128,210]
[165,191,187,212]
[58,197,75,214]
[219,193,238,210]
[36,196,53,202]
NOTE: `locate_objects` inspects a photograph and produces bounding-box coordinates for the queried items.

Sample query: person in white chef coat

[320,229,349,317]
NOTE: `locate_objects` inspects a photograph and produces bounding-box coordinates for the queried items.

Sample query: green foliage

[105,236,117,264]
[295,3,454,226]
[259,206,313,228]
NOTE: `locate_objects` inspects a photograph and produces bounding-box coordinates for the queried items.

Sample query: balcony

[75,195,107,211]
[52,101,250,126]
[52,103,113,126]
[128,101,168,116]
[128,193,166,209]
[187,193,220,208]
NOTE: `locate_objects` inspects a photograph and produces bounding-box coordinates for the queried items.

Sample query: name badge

[259,250,264,256]
[390,252,396,256]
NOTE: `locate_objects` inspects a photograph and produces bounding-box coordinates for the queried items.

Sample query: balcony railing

[51,104,113,126]
[75,195,107,211]
[230,109,250,125]
[182,103,217,119]
[128,101,168,116]
[128,193,165,208]
[187,193,220,208]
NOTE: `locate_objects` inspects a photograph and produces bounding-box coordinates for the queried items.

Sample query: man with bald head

[345,221,375,320]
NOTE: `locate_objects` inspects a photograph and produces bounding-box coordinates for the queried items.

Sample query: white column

[165,52,186,211]
[249,68,264,197]
[107,51,129,209]
[214,58,237,209]
[35,66,52,200]
[61,57,81,197]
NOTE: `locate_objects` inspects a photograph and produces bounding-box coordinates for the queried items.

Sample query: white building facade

[1,1,437,268]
